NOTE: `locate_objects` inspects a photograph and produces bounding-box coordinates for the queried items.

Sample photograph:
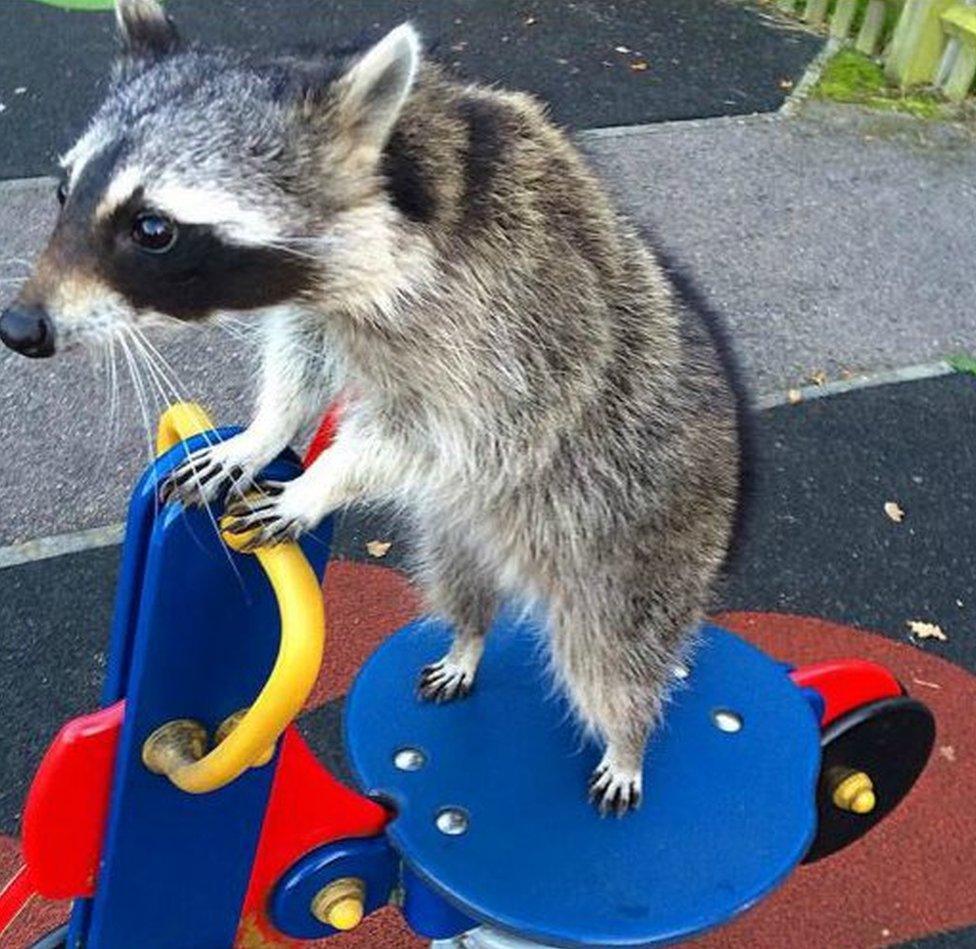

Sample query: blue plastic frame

[67,434,332,949]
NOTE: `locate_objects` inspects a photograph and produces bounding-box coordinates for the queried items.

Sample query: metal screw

[712,709,743,733]
[436,807,469,836]
[394,748,427,771]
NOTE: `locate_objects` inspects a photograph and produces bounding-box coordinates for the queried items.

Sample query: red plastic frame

[790,658,902,726]
[236,727,390,945]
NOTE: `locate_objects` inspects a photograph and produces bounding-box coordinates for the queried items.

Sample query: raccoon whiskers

[115,329,158,471]
[129,326,280,514]
[254,238,326,266]
[106,335,121,446]
[121,327,247,581]
[214,314,261,350]
[215,313,325,364]
[90,331,122,477]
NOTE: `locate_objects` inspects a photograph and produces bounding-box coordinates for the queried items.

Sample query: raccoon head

[0,0,421,357]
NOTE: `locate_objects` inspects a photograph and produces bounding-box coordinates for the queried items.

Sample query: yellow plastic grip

[163,536,325,793]
[155,402,214,456]
[146,403,327,794]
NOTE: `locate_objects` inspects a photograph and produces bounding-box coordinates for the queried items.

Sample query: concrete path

[584,105,976,393]
[3,103,976,544]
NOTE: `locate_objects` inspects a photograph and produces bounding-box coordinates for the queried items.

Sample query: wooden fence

[775,0,976,100]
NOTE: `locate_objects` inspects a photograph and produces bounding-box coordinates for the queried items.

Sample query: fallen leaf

[808,369,828,386]
[787,388,803,405]
[366,540,392,558]
[907,620,948,642]
[939,745,956,762]
[630,59,650,72]
[884,501,905,523]
[614,45,631,53]
[912,676,942,690]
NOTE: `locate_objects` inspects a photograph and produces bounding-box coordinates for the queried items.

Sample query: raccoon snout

[0,304,56,358]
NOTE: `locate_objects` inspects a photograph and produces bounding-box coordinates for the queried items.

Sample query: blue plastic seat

[346,615,821,947]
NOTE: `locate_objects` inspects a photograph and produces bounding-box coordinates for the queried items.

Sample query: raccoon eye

[56,181,68,207]
[132,213,177,253]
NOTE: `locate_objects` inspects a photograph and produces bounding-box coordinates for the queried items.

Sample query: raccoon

[0,0,741,814]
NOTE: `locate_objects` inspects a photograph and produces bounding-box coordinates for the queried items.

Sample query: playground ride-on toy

[0,403,935,949]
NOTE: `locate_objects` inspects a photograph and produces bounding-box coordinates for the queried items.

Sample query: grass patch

[814,49,949,118]
[949,354,976,377]
[29,0,117,9]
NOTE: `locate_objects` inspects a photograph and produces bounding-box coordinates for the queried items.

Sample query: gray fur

[9,5,741,815]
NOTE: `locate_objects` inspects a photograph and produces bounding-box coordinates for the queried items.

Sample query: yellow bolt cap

[328,897,365,931]
[850,787,876,814]
[312,878,366,932]
[832,770,876,814]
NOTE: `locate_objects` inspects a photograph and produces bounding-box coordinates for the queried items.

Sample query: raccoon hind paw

[417,656,476,703]
[588,759,643,817]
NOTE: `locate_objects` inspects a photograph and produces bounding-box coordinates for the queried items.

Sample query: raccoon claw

[220,482,308,550]
[588,759,643,817]
[417,658,475,703]
[162,443,255,508]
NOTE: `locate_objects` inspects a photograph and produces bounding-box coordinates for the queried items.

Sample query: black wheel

[804,696,935,862]
[28,924,68,948]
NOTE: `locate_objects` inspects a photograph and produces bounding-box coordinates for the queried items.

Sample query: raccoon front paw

[161,438,264,508]
[588,757,643,817]
[221,481,319,551]
[417,656,476,703]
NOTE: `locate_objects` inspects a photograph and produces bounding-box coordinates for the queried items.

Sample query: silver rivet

[435,807,469,836]
[394,748,426,771]
[712,709,743,733]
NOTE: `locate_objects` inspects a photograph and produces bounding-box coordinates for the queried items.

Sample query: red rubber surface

[3,569,973,948]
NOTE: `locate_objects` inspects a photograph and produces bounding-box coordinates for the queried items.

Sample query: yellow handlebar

[143,403,326,794]
[155,402,216,456]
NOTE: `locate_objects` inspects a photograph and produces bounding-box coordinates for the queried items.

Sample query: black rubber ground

[902,929,976,947]
[725,372,976,673]
[0,0,821,179]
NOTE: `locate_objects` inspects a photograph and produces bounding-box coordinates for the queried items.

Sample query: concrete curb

[754,360,955,409]
[0,523,124,569]
[779,37,841,117]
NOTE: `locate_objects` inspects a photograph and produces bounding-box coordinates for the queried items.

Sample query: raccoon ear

[333,23,420,157]
[115,0,179,64]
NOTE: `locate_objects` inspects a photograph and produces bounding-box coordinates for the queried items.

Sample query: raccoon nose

[0,305,55,358]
